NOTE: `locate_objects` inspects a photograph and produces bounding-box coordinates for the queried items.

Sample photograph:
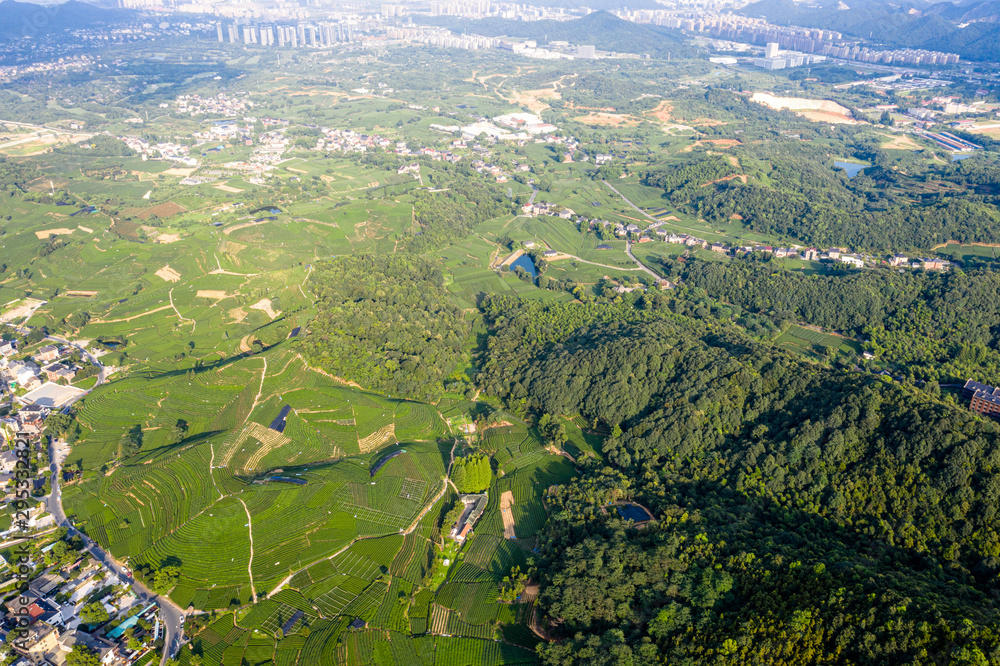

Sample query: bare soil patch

[359,423,396,454]
[27,176,69,192]
[646,100,674,123]
[881,134,922,151]
[500,490,516,539]
[215,184,243,193]
[122,201,186,220]
[196,290,231,300]
[250,298,280,319]
[801,111,857,124]
[224,219,270,235]
[155,265,181,282]
[683,139,741,152]
[219,240,246,254]
[701,174,748,187]
[35,228,74,239]
[574,113,640,127]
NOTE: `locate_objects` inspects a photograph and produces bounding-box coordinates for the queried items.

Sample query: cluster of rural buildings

[116,137,196,167]
[168,93,255,117]
[394,140,464,165]
[536,216,953,270]
[0,404,49,449]
[692,241,951,270]
[1,343,80,395]
[0,55,95,86]
[0,554,162,665]
[433,112,572,149]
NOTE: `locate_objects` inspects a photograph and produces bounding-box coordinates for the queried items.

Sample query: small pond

[510,254,538,279]
[834,161,869,178]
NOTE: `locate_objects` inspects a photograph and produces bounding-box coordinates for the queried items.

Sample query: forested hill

[414,11,693,58]
[0,1,125,40]
[671,257,1000,386]
[643,137,1000,252]
[303,255,469,401]
[477,295,1000,664]
[739,0,1000,61]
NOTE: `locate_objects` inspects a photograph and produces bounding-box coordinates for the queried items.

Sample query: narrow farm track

[208,443,223,499]
[267,439,460,599]
[91,305,174,324]
[298,263,314,299]
[168,287,196,330]
[239,498,258,603]
[247,357,267,422]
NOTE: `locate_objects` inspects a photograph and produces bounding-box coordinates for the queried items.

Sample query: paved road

[601,179,731,241]
[601,180,661,223]
[527,184,539,205]
[0,118,96,137]
[624,241,667,281]
[598,180,672,282]
[46,438,186,664]
[43,335,107,412]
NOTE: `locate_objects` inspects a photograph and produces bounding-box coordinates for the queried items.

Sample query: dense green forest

[303,254,469,401]
[452,453,492,493]
[473,295,1000,665]
[670,256,1000,385]
[409,165,514,251]
[643,141,1000,251]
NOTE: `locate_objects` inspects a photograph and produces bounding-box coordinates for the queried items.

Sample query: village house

[56,629,118,665]
[889,254,909,267]
[450,494,488,543]
[34,346,60,364]
[965,379,1000,419]
[920,258,949,270]
[0,340,16,357]
[14,620,59,663]
[42,363,77,383]
[19,406,47,429]
[6,360,40,386]
[0,449,21,474]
